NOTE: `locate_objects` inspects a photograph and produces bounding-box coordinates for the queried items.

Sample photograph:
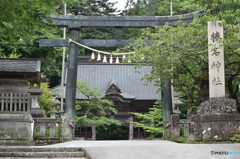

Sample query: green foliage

[69,0,117,15]
[230,134,240,142]
[0,0,118,86]
[75,80,122,128]
[0,0,61,55]
[230,127,240,142]
[170,136,211,144]
[68,1,117,40]
[35,127,61,138]
[123,0,240,115]
[38,83,55,117]
[123,0,203,16]
[68,0,118,56]
[75,115,122,127]
[131,101,164,138]
[0,0,59,42]
[0,0,68,86]
[124,0,240,17]
[197,0,240,14]
[128,18,208,114]
[0,53,22,58]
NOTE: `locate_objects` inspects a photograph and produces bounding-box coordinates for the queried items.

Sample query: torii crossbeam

[49,10,203,28]
[40,10,203,121]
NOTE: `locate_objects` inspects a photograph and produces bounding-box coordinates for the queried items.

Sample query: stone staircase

[0,147,88,159]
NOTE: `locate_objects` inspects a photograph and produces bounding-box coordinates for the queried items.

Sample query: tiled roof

[0,59,41,73]
[76,64,160,100]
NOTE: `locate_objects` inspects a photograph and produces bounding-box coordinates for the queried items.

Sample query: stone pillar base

[0,114,33,146]
[61,113,75,141]
[188,113,240,141]
[31,108,45,118]
[188,98,240,141]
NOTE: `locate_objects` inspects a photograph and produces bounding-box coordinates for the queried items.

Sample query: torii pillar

[65,27,80,120]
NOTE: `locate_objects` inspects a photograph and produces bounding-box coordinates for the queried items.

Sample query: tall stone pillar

[208,21,225,98]
[129,116,134,140]
[92,126,96,140]
[162,79,173,121]
[65,26,80,120]
[162,80,173,139]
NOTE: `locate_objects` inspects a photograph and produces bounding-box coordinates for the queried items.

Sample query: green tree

[130,20,208,115]
[68,0,118,55]
[123,0,203,16]
[75,81,122,128]
[0,0,77,86]
[131,101,164,138]
[69,0,117,16]
[0,0,59,44]
[122,0,203,43]
[38,83,55,117]
[125,1,240,115]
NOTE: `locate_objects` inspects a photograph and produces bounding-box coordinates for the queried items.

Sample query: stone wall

[165,98,240,141]
[189,113,240,141]
[188,98,240,141]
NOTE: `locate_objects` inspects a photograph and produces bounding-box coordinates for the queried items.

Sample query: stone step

[3,158,87,159]
[0,152,85,158]
[0,147,82,152]
[0,147,88,159]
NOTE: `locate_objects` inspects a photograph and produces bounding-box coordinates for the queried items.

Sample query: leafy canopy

[0,0,77,86]
[131,101,164,138]
[124,0,240,115]
[75,81,122,127]
[38,83,55,117]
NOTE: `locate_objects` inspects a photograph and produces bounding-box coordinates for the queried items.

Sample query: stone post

[92,126,96,140]
[61,113,74,141]
[129,116,134,140]
[171,114,180,137]
[183,123,190,137]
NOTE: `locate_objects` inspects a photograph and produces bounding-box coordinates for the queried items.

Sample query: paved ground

[46,140,240,159]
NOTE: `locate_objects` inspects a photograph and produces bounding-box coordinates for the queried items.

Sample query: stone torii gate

[40,10,203,121]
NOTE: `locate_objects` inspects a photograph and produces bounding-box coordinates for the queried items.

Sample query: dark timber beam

[39,39,135,47]
[50,10,203,28]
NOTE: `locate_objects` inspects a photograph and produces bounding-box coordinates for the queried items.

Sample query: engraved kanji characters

[212,77,222,86]
[211,61,221,72]
[211,31,222,42]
